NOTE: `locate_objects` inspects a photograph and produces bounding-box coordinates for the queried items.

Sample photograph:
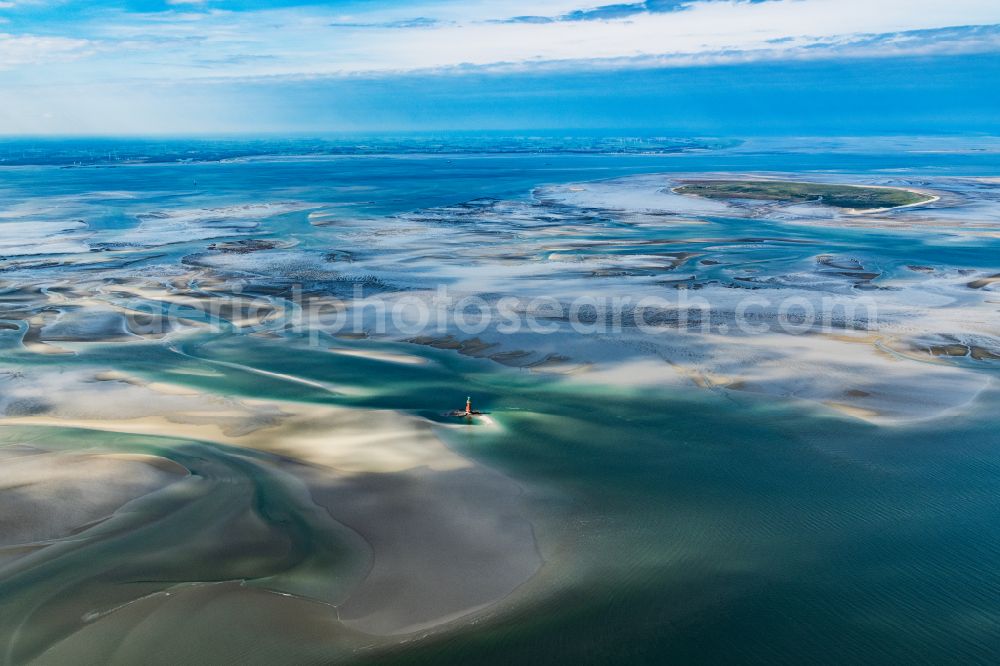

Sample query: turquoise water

[1,138,999,663]
[7,333,1000,663]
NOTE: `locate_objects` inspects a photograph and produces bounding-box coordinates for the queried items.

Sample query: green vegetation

[674,180,933,210]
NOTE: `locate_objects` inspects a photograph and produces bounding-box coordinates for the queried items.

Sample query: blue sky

[1,0,999,134]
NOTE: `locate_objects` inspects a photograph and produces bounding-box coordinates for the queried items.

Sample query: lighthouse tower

[465,396,472,416]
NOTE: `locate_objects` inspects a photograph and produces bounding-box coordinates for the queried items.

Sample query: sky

[1,0,999,135]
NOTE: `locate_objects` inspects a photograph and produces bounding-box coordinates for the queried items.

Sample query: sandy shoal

[0,448,186,553]
[2,384,541,636]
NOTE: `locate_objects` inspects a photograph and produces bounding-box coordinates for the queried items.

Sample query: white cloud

[0,33,91,68]
[331,0,1000,73]
[0,1,54,8]
[3,0,1000,81]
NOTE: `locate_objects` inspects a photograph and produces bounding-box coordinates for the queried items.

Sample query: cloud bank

[2,0,998,78]
[0,0,997,133]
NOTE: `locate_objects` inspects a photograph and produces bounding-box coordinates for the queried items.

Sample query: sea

[0,135,999,664]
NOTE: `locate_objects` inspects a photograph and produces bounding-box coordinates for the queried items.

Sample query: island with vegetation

[674,179,934,210]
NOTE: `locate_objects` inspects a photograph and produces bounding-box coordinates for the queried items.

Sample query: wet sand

[0,369,542,640]
[0,448,185,552]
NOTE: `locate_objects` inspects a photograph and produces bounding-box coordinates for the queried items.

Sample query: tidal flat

[1,139,999,664]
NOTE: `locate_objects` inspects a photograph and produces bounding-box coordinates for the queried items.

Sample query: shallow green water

[4,331,999,663]
[0,421,370,663]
